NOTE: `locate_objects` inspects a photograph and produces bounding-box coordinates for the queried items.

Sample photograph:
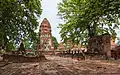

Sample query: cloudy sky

[36,0,62,43]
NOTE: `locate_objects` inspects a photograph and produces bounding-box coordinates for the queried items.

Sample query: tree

[24,32,39,50]
[7,41,15,51]
[58,0,120,45]
[0,0,42,50]
[52,36,59,49]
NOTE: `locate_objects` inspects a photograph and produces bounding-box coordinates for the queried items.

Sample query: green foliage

[0,0,42,50]
[24,38,32,49]
[52,36,59,49]
[117,40,120,45]
[7,41,15,50]
[58,0,120,45]
[24,32,39,50]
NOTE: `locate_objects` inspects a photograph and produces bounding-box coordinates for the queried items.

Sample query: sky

[36,0,62,43]
[36,0,120,43]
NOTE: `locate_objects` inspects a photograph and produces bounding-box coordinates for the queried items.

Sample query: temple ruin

[38,18,54,52]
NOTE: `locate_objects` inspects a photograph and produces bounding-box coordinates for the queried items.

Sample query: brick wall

[2,54,46,63]
[87,35,111,57]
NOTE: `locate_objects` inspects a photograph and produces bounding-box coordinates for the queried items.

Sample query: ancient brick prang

[38,18,54,52]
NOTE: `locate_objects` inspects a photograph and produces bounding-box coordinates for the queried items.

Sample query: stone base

[2,54,47,63]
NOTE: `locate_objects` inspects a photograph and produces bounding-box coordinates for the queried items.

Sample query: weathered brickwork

[87,35,111,58]
[38,18,54,52]
[2,54,46,63]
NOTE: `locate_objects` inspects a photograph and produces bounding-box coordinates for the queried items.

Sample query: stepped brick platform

[2,54,47,63]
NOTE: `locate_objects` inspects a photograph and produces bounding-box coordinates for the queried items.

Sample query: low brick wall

[2,54,47,63]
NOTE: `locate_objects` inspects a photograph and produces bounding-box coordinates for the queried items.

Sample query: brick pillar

[102,35,111,58]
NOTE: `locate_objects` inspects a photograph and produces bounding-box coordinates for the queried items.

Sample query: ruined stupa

[38,18,54,51]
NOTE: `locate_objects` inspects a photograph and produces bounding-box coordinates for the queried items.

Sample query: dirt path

[0,55,120,75]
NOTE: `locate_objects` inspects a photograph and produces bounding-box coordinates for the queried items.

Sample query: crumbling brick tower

[38,18,54,52]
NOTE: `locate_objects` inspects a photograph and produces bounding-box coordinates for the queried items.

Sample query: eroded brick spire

[38,18,54,51]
